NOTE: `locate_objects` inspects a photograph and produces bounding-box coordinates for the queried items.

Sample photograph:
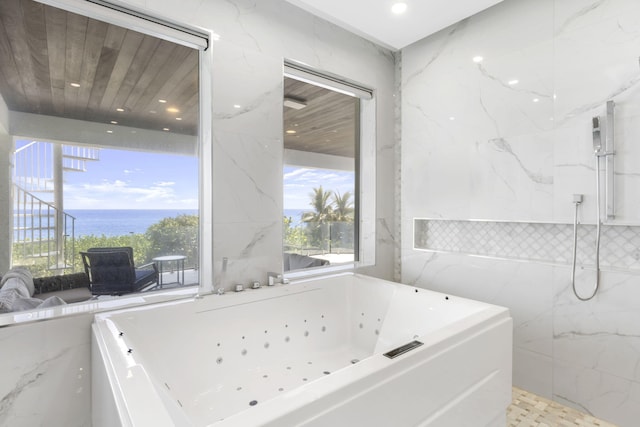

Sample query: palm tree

[331,191,354,222]
[302,186,333,250]
[330,191,354,251]
[301,186,334,224]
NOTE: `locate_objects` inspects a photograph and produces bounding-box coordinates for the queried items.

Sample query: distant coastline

[68,209,198,237]
[65,208,310,237]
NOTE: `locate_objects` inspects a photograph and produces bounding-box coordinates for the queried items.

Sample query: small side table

[153,255,186,288]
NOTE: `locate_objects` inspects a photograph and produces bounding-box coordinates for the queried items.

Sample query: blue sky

[33,144,353,210]
[283,166,355,210]
[63,148,199,210]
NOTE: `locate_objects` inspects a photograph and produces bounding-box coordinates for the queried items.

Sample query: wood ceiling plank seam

[101,20,127,50]
[0,64,27,113]
[63,12,88,117]
[98,29,144,113]
[133,45,192,120]
[108,35,160,114]
[85,23,126,120]
[85,45,119,121]
[6,0,41,112]
[122,39,177,112]
[0,2,29,111]
[76,18,108,115]
[44,5,68,115]
[168,78,197,113]
[165,80,198,134]
[84,23,126,120]
[177,91,199,134]
[23,0,54,114]
[283,76,357,158]
[158,49,198,115]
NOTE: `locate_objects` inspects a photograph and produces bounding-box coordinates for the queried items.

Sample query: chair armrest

[138,262,159,273]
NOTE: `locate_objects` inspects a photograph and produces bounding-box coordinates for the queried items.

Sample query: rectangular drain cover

[383,340,423,359]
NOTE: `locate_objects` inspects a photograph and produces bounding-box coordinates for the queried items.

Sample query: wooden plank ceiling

[0,0,199,135]
[284,77,357,159]
[0,0,358,154]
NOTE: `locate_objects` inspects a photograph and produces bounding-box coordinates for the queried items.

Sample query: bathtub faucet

[217,257,228,295]
[267,272,281,286]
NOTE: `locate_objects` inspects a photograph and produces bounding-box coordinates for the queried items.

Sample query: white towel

[0,268,65,312]
[0,267,35,296]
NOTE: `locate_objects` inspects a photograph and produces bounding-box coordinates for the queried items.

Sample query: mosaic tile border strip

[414,219,640,270]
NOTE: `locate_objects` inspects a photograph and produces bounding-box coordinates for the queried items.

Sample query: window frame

[283,61,376,278]
[24,0,214,296]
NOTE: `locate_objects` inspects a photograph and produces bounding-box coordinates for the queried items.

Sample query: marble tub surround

[401,0,640,425]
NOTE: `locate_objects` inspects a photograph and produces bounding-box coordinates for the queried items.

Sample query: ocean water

[68,209,198,237]
[64,209,310,237]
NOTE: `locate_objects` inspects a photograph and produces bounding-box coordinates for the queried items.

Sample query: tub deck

[92,273,512,427]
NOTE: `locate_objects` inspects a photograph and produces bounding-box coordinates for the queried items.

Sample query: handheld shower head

[592,116,602,154]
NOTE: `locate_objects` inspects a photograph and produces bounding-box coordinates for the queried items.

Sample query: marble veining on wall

[402,0,640,425]
[415,219,640,270]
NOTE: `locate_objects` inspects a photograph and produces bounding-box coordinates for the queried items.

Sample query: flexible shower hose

[571,156,601,301]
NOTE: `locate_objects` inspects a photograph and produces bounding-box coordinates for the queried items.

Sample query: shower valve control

[572,194,583,204]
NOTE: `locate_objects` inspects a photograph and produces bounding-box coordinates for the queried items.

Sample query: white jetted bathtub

[92,273,512,427]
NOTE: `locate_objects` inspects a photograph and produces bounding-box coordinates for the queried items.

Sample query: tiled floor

[508,387,618,427]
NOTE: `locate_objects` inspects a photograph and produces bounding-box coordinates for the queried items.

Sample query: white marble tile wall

[166,0,396,287]
[0,313,94,427]
[0,1,397,426]
[402,0,640,425]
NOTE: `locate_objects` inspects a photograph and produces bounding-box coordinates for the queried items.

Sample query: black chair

[80,247,158,295]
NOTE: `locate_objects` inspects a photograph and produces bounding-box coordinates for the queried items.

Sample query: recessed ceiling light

[163,127,170,131]
[233,104,241,109]
[472,56,484,63]
[449,117,455,121]
[166,107,180,113]
[391,2,407,14]
[106,130,113,134]
[176,117,182,121]
[158,99,167,103]
[286,130,296,134]
[508,79,519,86]
[116,108,125,112]
[533,98,540,103]
[110,120,118,124]
[70,82,80,88]
[149,110,157,114]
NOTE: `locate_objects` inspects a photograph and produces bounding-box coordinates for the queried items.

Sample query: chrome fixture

[217,257,228,295]
[267,272,281,286]
[570,194,588,299]
[571,102,615,301]
[605,101,615,219]
[592,116,602,154]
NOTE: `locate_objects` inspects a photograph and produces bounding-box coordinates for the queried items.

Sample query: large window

[0,0,209,304]
[282,66,369,272]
